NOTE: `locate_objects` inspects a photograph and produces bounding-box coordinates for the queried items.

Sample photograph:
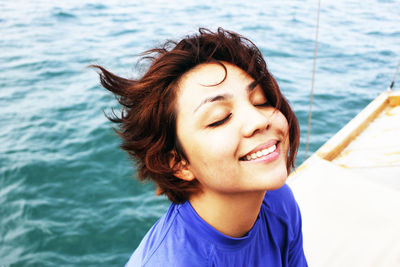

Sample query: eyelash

[207,100,268,128]
[255,101,269,107]
[208,113,232,127]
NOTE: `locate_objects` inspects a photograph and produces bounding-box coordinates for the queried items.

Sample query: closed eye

[255,101,270,107]
[208,113,232,127]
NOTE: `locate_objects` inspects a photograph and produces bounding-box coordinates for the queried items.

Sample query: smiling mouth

[239,141,280,161]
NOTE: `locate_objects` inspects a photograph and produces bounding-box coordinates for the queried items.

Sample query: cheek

[184,131,241,184]
[276,112,289,135]
[271,111,290,151]
[279,115,290,156]
[192,131,239,164]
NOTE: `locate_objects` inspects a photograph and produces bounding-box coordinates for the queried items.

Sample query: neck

[188,190,266,238]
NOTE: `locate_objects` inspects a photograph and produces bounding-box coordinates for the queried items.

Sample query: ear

[174,160,195,181]
[169,152,195,182]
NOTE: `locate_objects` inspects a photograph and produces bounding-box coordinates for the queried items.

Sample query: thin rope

[304,0,322,160]
[388,61,400,91]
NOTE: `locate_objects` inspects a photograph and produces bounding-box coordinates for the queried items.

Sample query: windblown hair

[93,28,300,203]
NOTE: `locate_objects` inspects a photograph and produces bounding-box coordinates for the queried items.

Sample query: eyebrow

[194,93,233,113]
[247,81,258,92]
[193,81,258,113]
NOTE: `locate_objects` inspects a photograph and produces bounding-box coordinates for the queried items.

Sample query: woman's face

[175,62,289,196]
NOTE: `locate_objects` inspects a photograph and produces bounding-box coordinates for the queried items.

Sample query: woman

[94,28,307,266]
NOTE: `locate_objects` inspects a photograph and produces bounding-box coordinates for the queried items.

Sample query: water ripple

[1,0,399,265]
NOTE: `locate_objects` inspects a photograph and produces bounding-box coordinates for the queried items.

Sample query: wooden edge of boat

[316,90,400,161]
[291,90,400,175]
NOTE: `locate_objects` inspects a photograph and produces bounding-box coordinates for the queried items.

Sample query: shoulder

[125,204,177,267]
[125,203,209,267]
[262,183,302,233]
[264,183,298,212]
[262,184,308,266]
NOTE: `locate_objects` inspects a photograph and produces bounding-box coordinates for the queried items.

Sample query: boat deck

[333,102,400,190]
[288,91,400,266]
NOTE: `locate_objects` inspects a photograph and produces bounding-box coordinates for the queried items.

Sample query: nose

[240,104,271,138]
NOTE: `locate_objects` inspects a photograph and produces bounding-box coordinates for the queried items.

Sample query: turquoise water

[1,0,399,265]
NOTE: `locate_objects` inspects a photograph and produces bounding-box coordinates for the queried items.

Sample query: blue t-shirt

[126,184,307,267]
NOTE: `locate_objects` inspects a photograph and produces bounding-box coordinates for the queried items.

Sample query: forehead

[177,63,254,99]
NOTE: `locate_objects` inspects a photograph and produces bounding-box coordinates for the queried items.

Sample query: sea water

[1,0,399,265]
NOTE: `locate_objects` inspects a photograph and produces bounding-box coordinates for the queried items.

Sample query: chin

[265,166,288,191]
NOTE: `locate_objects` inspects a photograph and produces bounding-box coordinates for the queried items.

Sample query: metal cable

[388,61,400,91]
[304,0,322,160]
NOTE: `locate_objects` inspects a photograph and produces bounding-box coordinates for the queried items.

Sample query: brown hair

[92,28,300,203]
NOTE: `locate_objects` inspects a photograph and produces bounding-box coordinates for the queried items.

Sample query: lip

[239,139,279,160]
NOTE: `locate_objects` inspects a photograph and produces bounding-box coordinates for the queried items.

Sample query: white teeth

[243,144,277,161]
[269,145,276,154]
